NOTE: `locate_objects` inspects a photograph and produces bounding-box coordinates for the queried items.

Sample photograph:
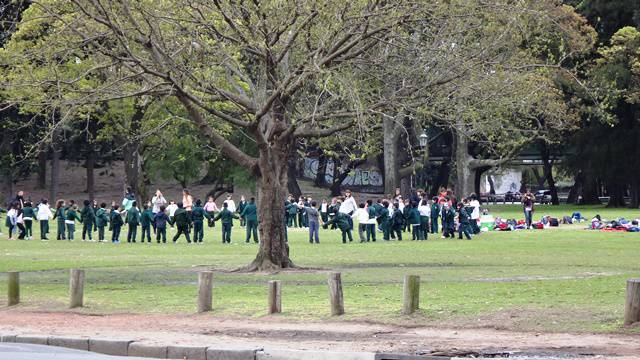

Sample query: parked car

[504,191,521,203]
[535,190,552,204]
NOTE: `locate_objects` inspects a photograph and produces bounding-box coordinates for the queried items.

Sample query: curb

[0,333,450,360]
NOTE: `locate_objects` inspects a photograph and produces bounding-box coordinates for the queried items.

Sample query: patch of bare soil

[0,310,638,357]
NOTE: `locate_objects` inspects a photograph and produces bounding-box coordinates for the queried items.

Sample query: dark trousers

[412,224,424,240]
[40,220,49,239]
[97,225,105,241]
[173,224,191,243]
[321,212,328,223]
[287,214,297,227]
[443,225,455,238]
[382,225,390,241]
[112,225,121,242]
[127,225,138,243]
[57,221,66,240]
[393,228,403,241]
[366,223,376,242]
[430,216,439,233]
[7,224,15,239]
[297,212,306,228]
[82,223,93,240]
[308,221,319,243]
[141,225,152,242]
[24,220,33,238]
[240,217,246,227]
[221,223,232,243]
[207,212,215,227]
[193,221,204,243]
[420,217,429,239]
[156,227,167,243]
[341,229,353,243]
[470,220,480,234]
[458,223,472,239]
[17,224,26,239]
[66,223,75,240]
[245,219,258,243]
[358,223,367,242]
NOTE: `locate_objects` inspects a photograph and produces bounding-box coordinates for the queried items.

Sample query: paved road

[0,343,150,360]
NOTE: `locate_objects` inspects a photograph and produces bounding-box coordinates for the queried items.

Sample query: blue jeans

[524,210,533,228]
[308,221,319,243]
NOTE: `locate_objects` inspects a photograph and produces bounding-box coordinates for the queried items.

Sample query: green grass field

[1,204,639,334]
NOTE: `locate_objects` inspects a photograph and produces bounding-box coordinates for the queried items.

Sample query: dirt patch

[0,311,639,356]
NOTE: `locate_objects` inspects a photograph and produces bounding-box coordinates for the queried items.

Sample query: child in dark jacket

[153,205,171,244]
[140,204,154,243]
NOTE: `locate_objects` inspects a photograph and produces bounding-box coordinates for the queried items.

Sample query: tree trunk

[606,183,627,208]
[246,144,293,271]
[37,150,47,189]
[383,116,401,196]
[454,128,474,197]
[539,141,559,205]
[85,150,95,201]
[314,149,327,187]
[287,145,302,199]
[50,137,60,202]
[474,166,491,197]
[629,180,639,209]
[580,176,602,205]
[430,159,451,197]
[566,172,582,204]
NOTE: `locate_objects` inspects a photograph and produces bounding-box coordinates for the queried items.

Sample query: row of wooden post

[6,271,640,323]
[5,270,422,315]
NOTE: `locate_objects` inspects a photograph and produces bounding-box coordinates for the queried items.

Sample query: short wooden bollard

[624,279,640,325]
[268,280,282,314]
[69,269,85,308]
[197,271,213,313]
[402,275,420,315]
[328,272,344,316]
[8,272,20,306]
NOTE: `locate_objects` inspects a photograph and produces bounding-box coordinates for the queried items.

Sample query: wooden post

[197,271,213,313]
[268,280,282,314]
[624,279,640,325]
[402,275,420,315]
[69,269,85,308]
[7,272,19,306]
[328,272,344,316]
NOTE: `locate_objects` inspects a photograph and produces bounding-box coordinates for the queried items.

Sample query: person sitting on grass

[325,211,353,244]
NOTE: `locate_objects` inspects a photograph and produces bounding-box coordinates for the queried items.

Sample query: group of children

[286,188,482,244]
[2,189,259,245]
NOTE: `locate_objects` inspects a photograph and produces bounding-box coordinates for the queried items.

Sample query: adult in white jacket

[36,199,54,240]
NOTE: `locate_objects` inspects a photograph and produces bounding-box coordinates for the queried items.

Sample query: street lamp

[419,131,428,148]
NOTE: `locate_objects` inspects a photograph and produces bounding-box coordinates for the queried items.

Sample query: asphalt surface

[0,343,151,360]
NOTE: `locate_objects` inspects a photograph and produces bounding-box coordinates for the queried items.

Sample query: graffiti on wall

[303,158,383,190]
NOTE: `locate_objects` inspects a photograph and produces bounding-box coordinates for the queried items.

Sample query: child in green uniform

[110,205,124,243]
[457,202,472,240]
[81,200,97,241]
[240,197,258,243]
[407,201,422,240]
[53,200,66,240]
[153,205,170,244]
[191,199,211,244]
[22,202,35,240]
[379,200,391,240]
[140,204,154,243]
[391,203,404,241]
[126,201,141,243]
[441,203,456,239]
[214,202,239,243]
[171,202,193,243]
[430,197,440,234]
[65,204,82,240]
[95,203,109,242]
[325,211,353,243]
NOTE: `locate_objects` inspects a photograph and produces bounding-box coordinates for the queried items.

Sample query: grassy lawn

[1,204,639,334]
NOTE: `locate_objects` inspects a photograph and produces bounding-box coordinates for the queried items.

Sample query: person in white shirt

[469,194,481,234]
[151,189,167,214]
[320,199,329,223]
[6,204,18,240]
[339,190,358,231]
[417,198,431,239]
[352,202,369,242]
[36,199,54,240]
[223,194,236,213]
[166,201,178,229]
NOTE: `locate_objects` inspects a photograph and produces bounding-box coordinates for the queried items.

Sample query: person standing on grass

[390,202,405,241]
[379,200,391,241]
[110,204,124,243]
[338,190,358,231]
[304,201,321,244]
[171,202,193,244]
[122,187,135,212]
[365,199,378,242]
[469,194,481,234]
[430,196,440,234]
[203,196,219,228]
[457,202,472,240]
[214,202,239,244]
[166,200,178,229]
[237,195,247,227]
[182,189,193,213]
[352,202,369,242]
[240,197,259,244]
[95,203,109,242]
[418,197,430,240]
[325,211,353,244]
[91,200,99,232]
[6,203,17,240]
[191,199,211,244]
[151,189,167,214]
[80,200,97,242]
[36,199,53,240]
[521,189,535,230]
[22,201,35,240]
[65,204,81,241]
[441,202,456,239]
[126,201,141,243]
[153,205,170,244]
[407,201,422,240]
[327,197,339,229]
[223,194,236,213]
[53,200,66,240]
[320,199,329,224]
[286,196,298,227]
[140,203,154,243]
